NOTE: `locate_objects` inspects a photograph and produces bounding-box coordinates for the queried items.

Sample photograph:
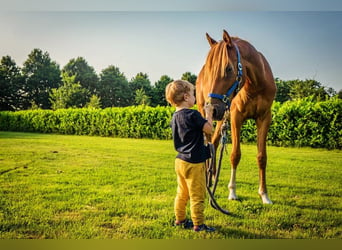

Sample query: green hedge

[269,97,342,149]
[0,98,341,149]
[0,106,174,140]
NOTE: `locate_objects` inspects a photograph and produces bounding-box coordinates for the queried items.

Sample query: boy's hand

[203,104,214,134]
[204,104,214,119]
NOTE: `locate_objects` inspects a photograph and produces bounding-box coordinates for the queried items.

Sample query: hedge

[0,106,174,140]
[269,97,342,149]
[0,98,341,149]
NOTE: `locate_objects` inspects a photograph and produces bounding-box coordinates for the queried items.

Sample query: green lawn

[0,132,341,239]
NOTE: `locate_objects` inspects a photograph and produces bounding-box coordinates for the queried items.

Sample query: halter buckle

[236,75,242,84]
[222,95,229,104]
[238,62,243,71]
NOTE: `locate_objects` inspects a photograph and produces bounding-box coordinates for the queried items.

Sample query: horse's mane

[203,41,229,86]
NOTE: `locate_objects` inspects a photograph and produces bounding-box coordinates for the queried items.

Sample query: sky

[1,1,342,91]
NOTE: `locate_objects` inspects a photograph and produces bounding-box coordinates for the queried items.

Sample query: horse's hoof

[260,193,273,204]
[228,195,239,201]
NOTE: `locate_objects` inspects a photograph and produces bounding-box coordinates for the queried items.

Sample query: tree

[49,73,89,110]
[181,72,197,85]
[338,89,342,99]
[98,66,131,107]
[135,88,150,105]
[0,56,24,110]
[62,57,99,96]
[129,72,152,105]
[289,79,329,101]
[274,77,291,103]
[22,49,61,109]
[86,95,102,109]
[274,78,337,102]
[326,87,337,97]
[151,75,173,106]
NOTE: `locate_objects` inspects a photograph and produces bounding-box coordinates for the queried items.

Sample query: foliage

[1,48,341,111]
[275,78,337,103]
[62,57,99,96]
[181,72,197,84]
[0,106,174,139]
[0,98,341,149]
[21,49,62,109]
[86,95,102,109]
[0,56,24,111]
[135,89,151,106]
[129,72,152,103]
[50,73,90,110]
[98,65,131,107]
[274,77,291,103]
[289,79,328,101]
[151,75,173,106]
[339,89,342,99]
[0,132,341,239]
[269,97,342,149]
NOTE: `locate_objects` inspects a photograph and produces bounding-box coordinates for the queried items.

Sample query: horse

[196,30,276,204]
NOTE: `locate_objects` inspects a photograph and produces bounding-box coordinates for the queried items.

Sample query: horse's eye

[225,66,233,76]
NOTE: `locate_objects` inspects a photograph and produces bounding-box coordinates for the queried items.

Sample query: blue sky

[1,1,341,91]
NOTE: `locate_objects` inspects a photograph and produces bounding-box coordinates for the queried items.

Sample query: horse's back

[240,38,276,101]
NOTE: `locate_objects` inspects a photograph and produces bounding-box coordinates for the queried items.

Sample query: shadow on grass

[214,225,276,239]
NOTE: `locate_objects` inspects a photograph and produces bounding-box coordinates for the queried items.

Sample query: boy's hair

[165,80,195,106]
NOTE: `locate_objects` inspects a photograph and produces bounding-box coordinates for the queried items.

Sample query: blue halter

[208,44,243,108]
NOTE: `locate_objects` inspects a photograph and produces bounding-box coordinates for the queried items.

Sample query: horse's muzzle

[207,99,226,121]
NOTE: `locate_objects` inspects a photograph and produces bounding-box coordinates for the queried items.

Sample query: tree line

[1,48,340,111]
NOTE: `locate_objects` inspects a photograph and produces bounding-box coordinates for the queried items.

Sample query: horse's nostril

[212,108,217,118]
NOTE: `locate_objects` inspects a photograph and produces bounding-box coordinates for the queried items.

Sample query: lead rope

[205,116,230,215]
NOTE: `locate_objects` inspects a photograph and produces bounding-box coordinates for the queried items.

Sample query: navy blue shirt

[171,109,210,163]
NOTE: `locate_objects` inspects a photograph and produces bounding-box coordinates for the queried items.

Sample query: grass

[0,131,341,239]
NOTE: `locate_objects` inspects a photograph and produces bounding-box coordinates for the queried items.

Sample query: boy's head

[165,80,195,107]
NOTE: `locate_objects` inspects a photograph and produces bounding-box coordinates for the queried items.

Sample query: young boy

[165,80,215,232]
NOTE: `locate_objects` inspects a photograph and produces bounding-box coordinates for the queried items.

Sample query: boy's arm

[202,104,214,135]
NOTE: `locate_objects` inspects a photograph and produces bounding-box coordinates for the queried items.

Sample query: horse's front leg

[256,111,273,204]
[228,111,243,201]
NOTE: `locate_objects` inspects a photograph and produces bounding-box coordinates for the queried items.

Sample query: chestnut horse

[196,30,276,204]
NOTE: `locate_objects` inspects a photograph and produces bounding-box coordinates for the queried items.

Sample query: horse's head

[200,30,242,121]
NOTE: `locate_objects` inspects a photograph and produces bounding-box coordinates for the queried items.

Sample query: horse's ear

[223,29,233,48]
[206,33,217,47]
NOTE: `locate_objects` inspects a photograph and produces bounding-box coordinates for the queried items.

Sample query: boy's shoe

[193,224,216,232]
[174,219,194,229]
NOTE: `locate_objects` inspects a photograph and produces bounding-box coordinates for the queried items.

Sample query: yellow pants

[174,158,206,226]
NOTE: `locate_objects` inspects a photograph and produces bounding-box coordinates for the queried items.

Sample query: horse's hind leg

[228,112,243,201]
[256,111,273,204]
